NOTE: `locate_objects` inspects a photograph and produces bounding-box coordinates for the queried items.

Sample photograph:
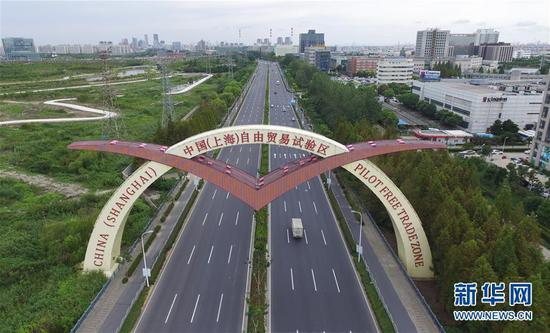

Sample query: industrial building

[412,79,544,132]
[2,37,40,61]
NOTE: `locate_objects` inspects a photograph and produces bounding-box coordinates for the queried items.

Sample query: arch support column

[84,161,171,275]
[343,159,433,279]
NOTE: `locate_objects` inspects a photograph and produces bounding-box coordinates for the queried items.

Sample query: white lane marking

[284,153,287,158]
[218,212,224,226]
[286,229,290,243]
[290,268,295,291]
[240,147,242,152]
[311,269,318,292]
[235,211,240,225]
[230,147,233,153]
[208,246,214,264]
[247,157,249,165]
[216,293,224,323]
[212,189,217,199]
[307,181,311,190]
[313,201,318,215]
[284,200,287,212]
[332,269,341,293]
[227,245,233,264]
[273,153,276,158]
[190,294,200,323]
[304,229,309,245]
[236,157,239,164]
[226,192,230,199]
[165,293,178,324]
[249,147,252,152]
[294,153,297,158]
[321,229,327,246]
[298,200,302,213]
[225,158,229,163]
[202,213,208,226]
[187,245,196,264]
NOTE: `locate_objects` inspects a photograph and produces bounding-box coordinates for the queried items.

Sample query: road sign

[356,244,363,255]
[142,268,151,278]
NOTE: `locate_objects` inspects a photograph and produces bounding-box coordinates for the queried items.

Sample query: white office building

[452,56,483,74]
[377,57,414,85]
[412,80,544,132]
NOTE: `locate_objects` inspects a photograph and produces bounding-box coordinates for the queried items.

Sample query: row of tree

[398,93,464,127]
[280,57,550,332]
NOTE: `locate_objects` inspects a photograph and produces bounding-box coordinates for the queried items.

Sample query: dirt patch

[0,169,88,198]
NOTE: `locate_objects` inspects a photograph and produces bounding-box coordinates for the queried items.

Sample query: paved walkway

[327,173,442,333]
[76,179,195,333]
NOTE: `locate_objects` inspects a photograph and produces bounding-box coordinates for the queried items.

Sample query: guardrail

[362,208,446,333]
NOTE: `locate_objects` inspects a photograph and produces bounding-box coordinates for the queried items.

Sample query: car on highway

[291,218,304,238]
[491,149,504,155]
[291,117,295,121]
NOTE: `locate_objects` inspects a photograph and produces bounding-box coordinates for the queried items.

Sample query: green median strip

[246,65,270,332]
[321,174,396,333]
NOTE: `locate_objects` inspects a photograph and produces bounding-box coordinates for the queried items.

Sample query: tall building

[449,33,476,56]
[304,47,330,71]
[415,28,450,63]
[2,37,40,61]
[153,34,160,48]
[172,41,182,51]
[284,37,292,45]
[276,37,284,45]
[196,40,207,52]
[347,56,379,76]
[299,29,324,53]
[477,43,513,63]
[531,79,550,171]
[376,57,414,85]
[144,34,149,47]
[474,29,499,45]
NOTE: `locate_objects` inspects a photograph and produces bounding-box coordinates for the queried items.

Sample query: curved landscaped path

[0,74,212,126]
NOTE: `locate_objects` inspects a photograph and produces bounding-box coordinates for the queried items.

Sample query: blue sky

[1,0,549,45]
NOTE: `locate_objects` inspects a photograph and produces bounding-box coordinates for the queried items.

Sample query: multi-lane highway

[268,62,379,332]
[134,62,268,332]
[134,61,379,332]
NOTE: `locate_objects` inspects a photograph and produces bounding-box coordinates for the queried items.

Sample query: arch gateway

[69,125,445,279]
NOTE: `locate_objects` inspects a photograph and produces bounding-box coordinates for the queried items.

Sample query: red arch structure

[69,139,445,210]
[71,127,446,278]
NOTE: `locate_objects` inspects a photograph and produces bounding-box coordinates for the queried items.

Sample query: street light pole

[351,210,363,263]
[141,230,154,287]
[502,136,508,154]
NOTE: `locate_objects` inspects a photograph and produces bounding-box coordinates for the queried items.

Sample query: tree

[397,93,419,109]
[502,119,519,134]
[536,200,550,227]
[382,88,395,98]
[489,119,503,135]
[480,144,492,156]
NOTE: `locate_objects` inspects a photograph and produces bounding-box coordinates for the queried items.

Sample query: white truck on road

[291,218,304,239]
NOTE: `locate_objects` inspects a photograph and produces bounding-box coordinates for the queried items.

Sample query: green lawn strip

[321,174,396,333]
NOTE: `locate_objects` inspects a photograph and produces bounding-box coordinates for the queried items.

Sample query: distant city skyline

[1,0,549,46]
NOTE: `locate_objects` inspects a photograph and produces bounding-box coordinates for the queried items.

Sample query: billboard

[420,70,441,81]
